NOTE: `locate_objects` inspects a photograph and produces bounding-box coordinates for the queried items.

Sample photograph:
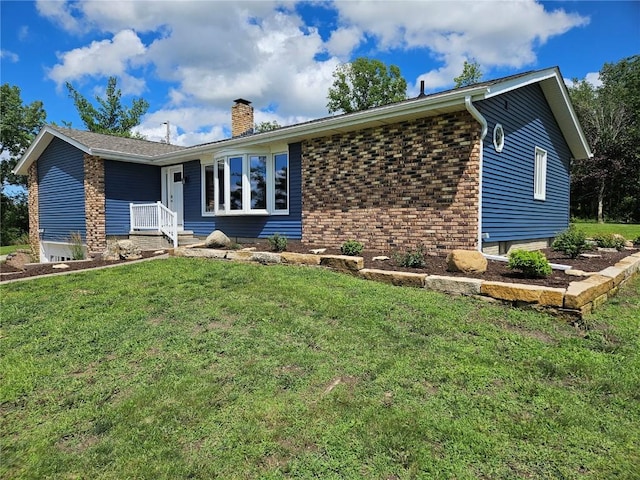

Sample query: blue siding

[477,84,571,243]
[38,138,86,242]
[105,161,161,235]
[182,142,302,239]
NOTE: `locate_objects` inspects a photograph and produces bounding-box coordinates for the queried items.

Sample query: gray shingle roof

[50,126,186,157]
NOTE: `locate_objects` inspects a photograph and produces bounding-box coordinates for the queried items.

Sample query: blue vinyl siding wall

[38,138,86,242]
[104,161,161,235]
[182,142,303,239]
[477,84,571,243]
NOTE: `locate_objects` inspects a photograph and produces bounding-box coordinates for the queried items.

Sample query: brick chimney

[231,98,254,137]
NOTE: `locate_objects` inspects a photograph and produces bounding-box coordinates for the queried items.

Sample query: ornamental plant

[394,245,426,268]
[340,240,364,256]
[507,250,552,278]
[551,225,589,258]
[267,233,287,252]
[593,233,626,251]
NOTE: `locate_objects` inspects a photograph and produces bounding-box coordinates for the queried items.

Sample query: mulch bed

[244,240,635,289]
[1,242,635,288]
[0,251,162,282]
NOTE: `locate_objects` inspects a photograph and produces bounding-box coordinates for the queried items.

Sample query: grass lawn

[0,244,29,256]
[573,221,640,241]
[2,258,639,479]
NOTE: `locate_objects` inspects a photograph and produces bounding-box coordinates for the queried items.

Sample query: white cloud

[1,50,19,62]
[326,26,363,58]
[334,0,589,89]
[35,0,83,33]
[47,29,147,93]
[585,72,603,88]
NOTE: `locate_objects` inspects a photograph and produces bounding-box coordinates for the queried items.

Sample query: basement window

[202,152,288,216]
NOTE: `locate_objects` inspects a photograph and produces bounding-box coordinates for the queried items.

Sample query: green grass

[0,244,29,255]
[573,221,640,240]
[2,258,639,479]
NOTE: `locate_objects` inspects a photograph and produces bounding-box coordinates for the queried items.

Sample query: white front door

[162,165,184,229]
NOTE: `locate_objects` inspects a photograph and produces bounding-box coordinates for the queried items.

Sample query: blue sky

[1,0,638,147]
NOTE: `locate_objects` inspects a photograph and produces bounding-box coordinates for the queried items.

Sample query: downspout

[464,96,488,252]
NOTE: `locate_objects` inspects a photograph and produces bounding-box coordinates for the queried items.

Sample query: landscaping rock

[310,248,326,254]
[446,250,487,274]
[250,252,281,264]
[205,230,232,248]
[481,281,565,307]
[372,256,390,261]
[320,255,364,273]
[564,275,614,309]
[359,269,426,287]
[5,250,32,270]
[102,240,142,261]
[425,275,483,296]
[281,252,322,266]
[52,263,70,269]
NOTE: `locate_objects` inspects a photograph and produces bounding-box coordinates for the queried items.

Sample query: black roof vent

[417,80,426,99]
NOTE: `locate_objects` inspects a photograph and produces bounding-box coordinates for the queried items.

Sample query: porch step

[177,231,201,247]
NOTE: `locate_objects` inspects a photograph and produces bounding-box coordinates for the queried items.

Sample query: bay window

[203,152,289,215]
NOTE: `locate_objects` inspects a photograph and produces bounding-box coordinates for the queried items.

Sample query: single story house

[15,66,591,263]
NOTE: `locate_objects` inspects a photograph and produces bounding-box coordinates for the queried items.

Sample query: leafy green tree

[1,191,28,246]
[569,55,639,223]
[254,120,281,133]
[454,60,483,88]
[327,57,407,114]
[66,76,149,137]
[0,84,47,189]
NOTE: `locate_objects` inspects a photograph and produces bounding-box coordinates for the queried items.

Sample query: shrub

[394,245,426,268]
[68,231,85,260]
[507,250,552,278]
[340,240,364,256]
[634,236,640,247]
[267,233,287,252]
[593,233,626,251]
[551,225,589,258]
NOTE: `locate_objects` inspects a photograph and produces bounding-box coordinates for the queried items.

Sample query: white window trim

[201,151,289,216]
[534,146,547,201]
[493,123,504,153]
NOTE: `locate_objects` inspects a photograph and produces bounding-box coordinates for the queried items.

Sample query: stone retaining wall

[172,247,640,319]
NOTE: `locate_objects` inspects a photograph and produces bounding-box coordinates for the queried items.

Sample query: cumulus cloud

[47,29,147,93]
[585,72,603,88]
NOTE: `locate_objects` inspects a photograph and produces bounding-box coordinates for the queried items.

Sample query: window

[493,123,504,153]
[203,152,289,215]
[534,147,547,200]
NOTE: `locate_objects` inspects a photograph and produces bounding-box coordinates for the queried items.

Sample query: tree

[66,76,149,137]
[454,60,483,88]
[1,191,28,246]
[327,57,407,114]
[569,55,639,223]
[254,120,281,133]
[0,84,47,189]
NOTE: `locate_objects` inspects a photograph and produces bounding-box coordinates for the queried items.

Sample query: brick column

[84,155,106,253]
[27,162,40,260]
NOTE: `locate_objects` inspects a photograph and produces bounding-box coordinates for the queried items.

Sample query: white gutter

[464,96,488,252]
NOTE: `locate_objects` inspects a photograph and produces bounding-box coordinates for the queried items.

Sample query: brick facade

[301,111,480,252]
[84,155,106,253]
[27,162,40,259]
[231,99,254,137]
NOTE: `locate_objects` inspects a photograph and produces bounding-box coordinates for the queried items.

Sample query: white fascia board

[483,68,559,98]
[13,126,92,175]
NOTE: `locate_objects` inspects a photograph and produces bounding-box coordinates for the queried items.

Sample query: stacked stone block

[301,111,480,252]
[83,155,106,253]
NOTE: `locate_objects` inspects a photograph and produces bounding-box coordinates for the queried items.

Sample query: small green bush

[267,233,287,252]
[507,250,552,278]
[394,245,426,268]
[551,225,589,258]
[340,240,364,256]
[634,236,640,246]
[593,233,626,251]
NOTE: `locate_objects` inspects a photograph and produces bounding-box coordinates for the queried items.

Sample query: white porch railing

[130,201,178,248]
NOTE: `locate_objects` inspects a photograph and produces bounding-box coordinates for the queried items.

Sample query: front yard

[1,258,639,479]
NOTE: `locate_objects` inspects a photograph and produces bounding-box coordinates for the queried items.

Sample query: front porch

[129,202,198,249]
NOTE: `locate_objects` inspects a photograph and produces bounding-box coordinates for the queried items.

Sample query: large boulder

[103,239,142,261]
[205,230,232,248]
[446,250,488,274]
[5,250,32,270]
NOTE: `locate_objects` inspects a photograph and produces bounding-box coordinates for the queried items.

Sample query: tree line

[1,56,638,245]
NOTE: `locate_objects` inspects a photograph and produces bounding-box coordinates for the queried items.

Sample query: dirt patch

[245,240,635,289]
